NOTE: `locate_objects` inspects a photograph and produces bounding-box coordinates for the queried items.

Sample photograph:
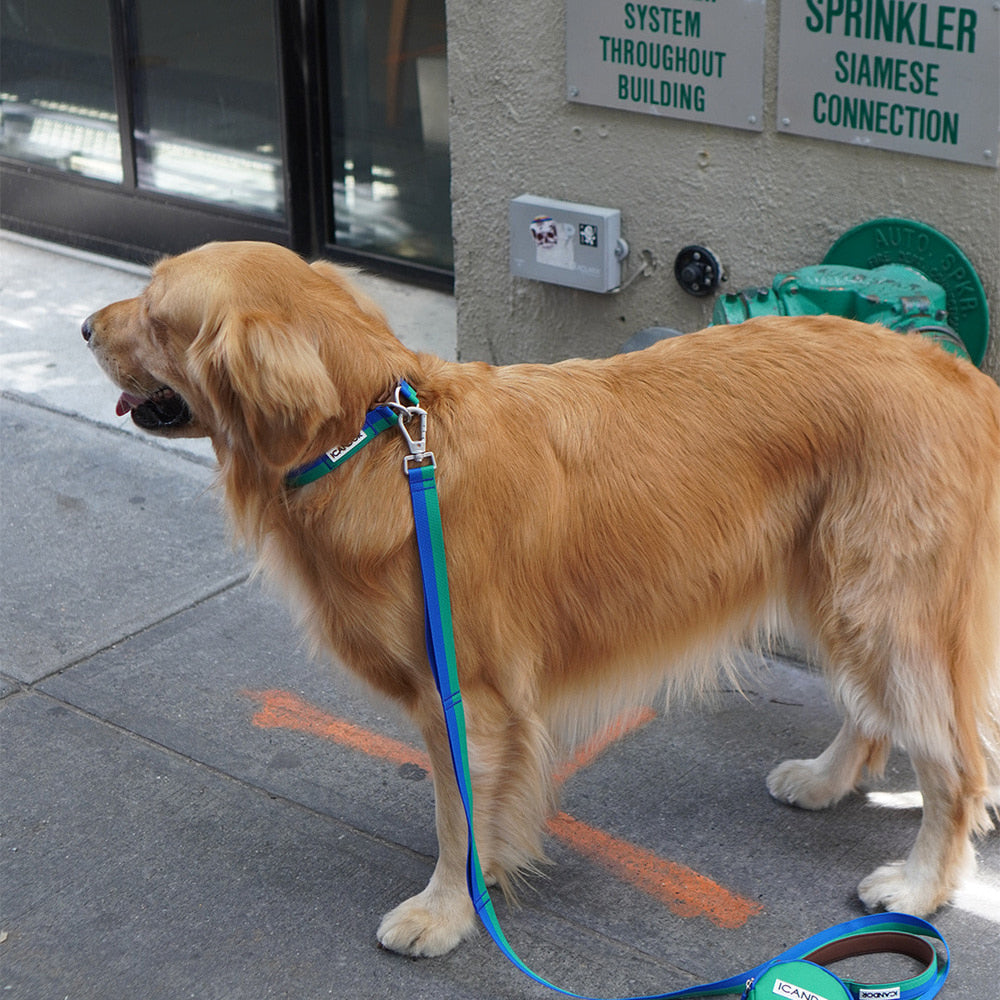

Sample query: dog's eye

[140,299,169,338]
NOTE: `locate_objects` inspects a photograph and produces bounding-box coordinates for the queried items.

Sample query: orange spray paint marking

[246,689,431,771]
[546,812,763,929]
[244,689,762,928]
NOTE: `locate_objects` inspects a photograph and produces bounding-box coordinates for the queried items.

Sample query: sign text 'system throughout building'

[566,0,767,131]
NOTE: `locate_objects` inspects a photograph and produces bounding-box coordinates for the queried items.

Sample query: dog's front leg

[376,712,476,957]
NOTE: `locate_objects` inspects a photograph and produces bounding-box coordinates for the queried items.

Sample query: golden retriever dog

[83,241,1000,957]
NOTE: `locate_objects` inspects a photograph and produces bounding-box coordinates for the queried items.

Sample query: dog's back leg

[858,460,1000,914]
[772,452,999,915]
[770,622,990,915]
[767,718,888,811]
[856,575,999,914]
[857,751,980,915]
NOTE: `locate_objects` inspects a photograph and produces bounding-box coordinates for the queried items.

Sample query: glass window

[330,0,452,270]
[0,0,123,183]
[132,0,285,217]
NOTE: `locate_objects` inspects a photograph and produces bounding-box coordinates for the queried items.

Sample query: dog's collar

[285,381,420,489]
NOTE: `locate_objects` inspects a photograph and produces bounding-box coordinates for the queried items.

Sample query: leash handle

[404,452,949,1000]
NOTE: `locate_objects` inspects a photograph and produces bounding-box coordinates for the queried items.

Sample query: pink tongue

[116,392,145,416]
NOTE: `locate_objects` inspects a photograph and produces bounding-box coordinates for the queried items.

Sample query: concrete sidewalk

[1,234,997,999]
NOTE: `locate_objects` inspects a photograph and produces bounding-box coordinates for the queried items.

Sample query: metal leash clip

[387,382,435,471]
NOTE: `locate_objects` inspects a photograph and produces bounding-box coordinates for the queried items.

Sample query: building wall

[445,1,1000,381]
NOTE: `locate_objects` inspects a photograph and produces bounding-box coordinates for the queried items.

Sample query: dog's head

[83,241,417,472]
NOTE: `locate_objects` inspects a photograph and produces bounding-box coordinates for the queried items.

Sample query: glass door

[0,0,123,184]
[130,0,285,217]
[326,0,452,274]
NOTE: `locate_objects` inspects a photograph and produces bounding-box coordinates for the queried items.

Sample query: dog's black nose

[82,315,94,342]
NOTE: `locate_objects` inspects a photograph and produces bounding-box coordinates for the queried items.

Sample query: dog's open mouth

[116,386,192,430]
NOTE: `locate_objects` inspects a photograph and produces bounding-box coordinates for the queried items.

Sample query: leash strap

[284,384,951,998]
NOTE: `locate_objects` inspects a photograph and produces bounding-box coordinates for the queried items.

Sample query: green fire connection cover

[824,218,989,366]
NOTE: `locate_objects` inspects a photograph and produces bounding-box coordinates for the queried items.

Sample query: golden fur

[84,241,1000,956]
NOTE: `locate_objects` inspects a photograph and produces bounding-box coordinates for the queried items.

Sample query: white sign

[777,0,1000,166]
[566,0,768,131]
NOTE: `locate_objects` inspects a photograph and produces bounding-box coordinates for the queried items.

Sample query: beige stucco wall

[445,1,999,382]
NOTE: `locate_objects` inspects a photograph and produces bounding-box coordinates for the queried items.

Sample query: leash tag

[743,961,852,1000]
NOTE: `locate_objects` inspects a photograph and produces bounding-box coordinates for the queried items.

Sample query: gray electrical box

[510,194,625,293]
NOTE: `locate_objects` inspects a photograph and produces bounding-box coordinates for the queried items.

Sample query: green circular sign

[824,218,989,366]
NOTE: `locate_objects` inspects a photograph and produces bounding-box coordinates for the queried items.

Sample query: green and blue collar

[285,380,421,489]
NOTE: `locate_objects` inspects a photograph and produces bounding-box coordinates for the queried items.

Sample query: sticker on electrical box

[579,223,599,247]
[530,216,576,270]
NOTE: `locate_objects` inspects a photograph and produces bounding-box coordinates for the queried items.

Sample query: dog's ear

[189,310,343,469]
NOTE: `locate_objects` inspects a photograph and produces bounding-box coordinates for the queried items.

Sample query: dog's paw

[766,758,846,811]
[376,886,476,957]
[858,862,945,917]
